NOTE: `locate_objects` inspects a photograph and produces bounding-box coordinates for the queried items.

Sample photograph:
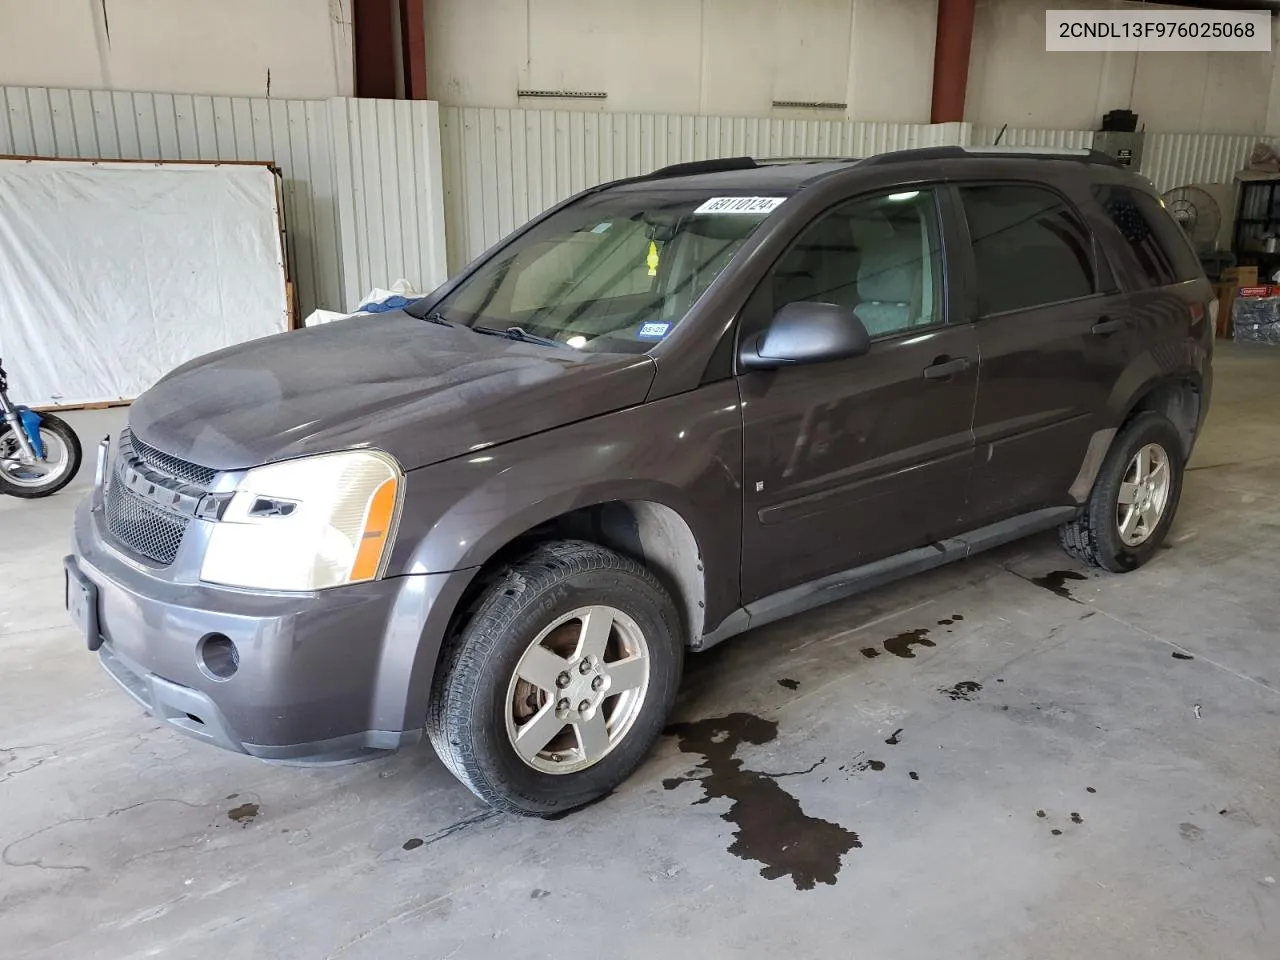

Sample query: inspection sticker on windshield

[637,322,671,340]
[694,196,787,215]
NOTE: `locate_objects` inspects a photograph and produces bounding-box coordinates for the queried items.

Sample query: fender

[386,379,746,639]
[1068,337,1210,502]
[1,406,46,459]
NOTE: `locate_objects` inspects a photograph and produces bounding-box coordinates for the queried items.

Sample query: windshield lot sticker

[695,196,786,215]
[638,322,672,340]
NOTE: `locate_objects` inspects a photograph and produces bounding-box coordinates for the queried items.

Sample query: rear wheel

[1059,412,1184,572]
[427,540,683,816]
[0,414,82,498]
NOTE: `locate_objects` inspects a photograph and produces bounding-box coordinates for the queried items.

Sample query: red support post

[400,0,428,100]
[353,0,397,99]
[930,0,977,124]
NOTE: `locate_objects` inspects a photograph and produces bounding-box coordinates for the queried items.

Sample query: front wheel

[427,540,683,816]
[0,413,83,498]
[1059,412,1184,572]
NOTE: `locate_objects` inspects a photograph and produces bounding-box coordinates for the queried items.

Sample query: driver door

[737,187,979,603]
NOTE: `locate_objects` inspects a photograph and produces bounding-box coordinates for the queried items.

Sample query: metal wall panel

[971,125,1096,150]
[439,107,959,271]
[0,86,447,317]
[1139,132,1259,193]
[328,97,448,310]
[0,85,342,317]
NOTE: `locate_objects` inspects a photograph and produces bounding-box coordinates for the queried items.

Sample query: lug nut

[578,700,591,713]
[591,676,604,691]
[556,698,570,712]
[556,672,570,689]
[579,658,592,675]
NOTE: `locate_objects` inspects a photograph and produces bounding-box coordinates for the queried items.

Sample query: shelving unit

[1233,176,1280,281]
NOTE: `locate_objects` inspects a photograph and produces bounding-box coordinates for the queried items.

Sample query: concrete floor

[4,343,1280,959]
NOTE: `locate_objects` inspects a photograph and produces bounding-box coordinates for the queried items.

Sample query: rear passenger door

[957,182,1131,527]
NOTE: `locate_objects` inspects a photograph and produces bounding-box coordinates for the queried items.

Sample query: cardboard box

[1213,282,1237,337]
[1222,265,1259,286]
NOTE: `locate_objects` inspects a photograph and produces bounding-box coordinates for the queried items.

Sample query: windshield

[413,190,784,353]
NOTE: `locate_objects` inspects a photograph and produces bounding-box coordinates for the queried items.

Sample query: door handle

[923,356,971,380]
[1091,317,1124,336]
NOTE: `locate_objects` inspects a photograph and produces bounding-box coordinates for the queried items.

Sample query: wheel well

[1126,378,1200,459]
[449,501,707,648]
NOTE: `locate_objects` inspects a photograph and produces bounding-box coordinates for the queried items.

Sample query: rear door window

[1093,185,1203,287]
[959,184,1098,316]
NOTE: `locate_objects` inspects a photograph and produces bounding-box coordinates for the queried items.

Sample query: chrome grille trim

[102,430,216,567]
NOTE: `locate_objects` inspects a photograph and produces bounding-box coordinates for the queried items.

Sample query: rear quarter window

[1093,185,1204,287]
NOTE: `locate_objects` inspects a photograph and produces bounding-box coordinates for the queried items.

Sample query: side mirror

[739,301,871,370]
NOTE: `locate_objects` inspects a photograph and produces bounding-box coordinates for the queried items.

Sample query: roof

[603,146,1123,196]
[608,158,857,194]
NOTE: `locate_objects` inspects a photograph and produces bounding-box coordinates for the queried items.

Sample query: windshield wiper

[472,325,565,348]
[420,310,454,327]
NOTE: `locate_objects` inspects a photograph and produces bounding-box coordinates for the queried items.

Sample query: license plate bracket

[64,557,102,651]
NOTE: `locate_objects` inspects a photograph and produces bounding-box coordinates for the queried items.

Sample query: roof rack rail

[754,156,861,165]
[647,157,757,178]
[859,146,1122,168]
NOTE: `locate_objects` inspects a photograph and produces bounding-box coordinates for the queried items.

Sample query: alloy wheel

[504,605,651,775]
[1116,442,1171,547]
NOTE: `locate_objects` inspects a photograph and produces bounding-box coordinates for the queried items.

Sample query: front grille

[103,430,216,567]
[105,479,190,566]
[125,429,217,487]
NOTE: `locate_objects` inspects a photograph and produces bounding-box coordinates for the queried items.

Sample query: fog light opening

[185,712,205,725]
[200,633,239,680]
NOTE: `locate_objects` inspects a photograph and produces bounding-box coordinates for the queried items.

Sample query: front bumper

[70,496,474,763]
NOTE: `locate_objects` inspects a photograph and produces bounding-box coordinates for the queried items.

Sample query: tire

[427,540,683,817]
[1059,412,1184,573]
[0,413,83,499]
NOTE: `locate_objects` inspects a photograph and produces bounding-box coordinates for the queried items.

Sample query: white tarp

[0,159,289,407]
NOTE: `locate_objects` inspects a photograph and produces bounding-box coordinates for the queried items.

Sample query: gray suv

[66,147,1213,815]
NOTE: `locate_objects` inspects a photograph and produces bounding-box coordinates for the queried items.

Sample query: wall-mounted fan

[1161,184,1221,253]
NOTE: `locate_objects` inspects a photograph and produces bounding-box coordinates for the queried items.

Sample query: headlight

[200,449,402,592]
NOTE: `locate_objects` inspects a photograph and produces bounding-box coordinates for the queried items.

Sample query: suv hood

[129,313,656,471]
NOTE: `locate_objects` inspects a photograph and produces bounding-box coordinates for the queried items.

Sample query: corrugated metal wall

[439,107,967,270]
[1139,133,1259,194]
[328,98,447,310]
[443,106,1278,273]
[0,86,447,316]
[2,86,1273,289]
[971,124,1096,150]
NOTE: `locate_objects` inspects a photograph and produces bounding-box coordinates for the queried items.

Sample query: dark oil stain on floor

[908,771,920,780]
[1031,569,1088,601]
[1070,812,1083,824]
[663,713,861,890]
[860,647,882,659]
[777,678,800,690]
[1087,786,1097,794]
[225,793,238,800]
[939,680,983,701]
[952,614,964,621]
[848,757,886,773]
[1036,810,1047,818]
[1171,651,1195,660]
[1051,828,1063,836]
[530,888,551,899]
[402,837,424,850]
[227,802,259,825]
[883,628,935,659]
[885,728,902,745]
